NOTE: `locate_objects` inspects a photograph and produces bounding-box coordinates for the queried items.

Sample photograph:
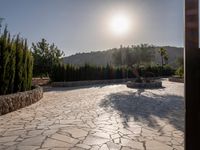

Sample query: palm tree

[158,47,168,68]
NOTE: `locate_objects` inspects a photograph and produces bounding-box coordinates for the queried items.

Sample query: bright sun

[110,13,130,36]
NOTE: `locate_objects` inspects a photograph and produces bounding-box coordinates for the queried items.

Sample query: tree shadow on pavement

[43,83,123,92]
[99,90,184,131]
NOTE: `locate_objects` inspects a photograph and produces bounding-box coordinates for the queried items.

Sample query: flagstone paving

[0,79,184,150]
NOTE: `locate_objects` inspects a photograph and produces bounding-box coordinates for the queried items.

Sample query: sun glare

[110,13,131,36]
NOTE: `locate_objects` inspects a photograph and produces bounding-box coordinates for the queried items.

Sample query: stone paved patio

[0,79,184,150]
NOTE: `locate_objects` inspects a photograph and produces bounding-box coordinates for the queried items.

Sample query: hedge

[50,64,175,82]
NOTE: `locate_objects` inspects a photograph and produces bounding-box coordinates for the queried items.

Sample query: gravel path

[0,79,184,150]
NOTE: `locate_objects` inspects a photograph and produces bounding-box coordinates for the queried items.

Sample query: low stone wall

[127,81,162,89]
[32,77,50,86]
[0,86,43,115]
[169,77,184,83]
[51,78,135,87]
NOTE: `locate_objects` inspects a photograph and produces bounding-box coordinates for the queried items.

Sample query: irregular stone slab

[114,138,120,144]
[3,141,18,146]
[86,120,96,128]
[51,133,79,144]
[172,131,183,138]
[42,138,73,148]
[3,129,26,136]
[15,137,24,142]
[42,129,58,136]
[19,135,46,146]
[99,144,109,150]
[61,128,88,138]
[142,128,158,137]
[172,137,184,145]
[60,119,81,125]
[171,138,184,146]
[92,132,110,139]
[154,136,172,143]
[16,146,39,150]
[146,141,173,150]
[161,125,175,133]
[121,138,144,150]
[173,145,184,150]
[111,133,121,139]
[27,130,44,136]
[0,136,18,143]
[71,147,85,150]
[83,135,110,145]
[4,145,17,150]
[126,126,142,135]
[121,147,132,150]
[119,128,133,135]
[107,142,121,150]
[49,124,72,130]
[90,145,100,150]
[76,143,91,149]
[94,121,112,125]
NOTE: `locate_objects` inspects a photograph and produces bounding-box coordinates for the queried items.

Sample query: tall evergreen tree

[21,40,28,91]
[32,39,64,77]
[0,25,33,95]
[6,35,16,93]
[14,35,24,92]
[0,27,10,94]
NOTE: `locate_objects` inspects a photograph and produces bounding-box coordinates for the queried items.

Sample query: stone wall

[127,81,162,89]
[0,86,43,115]
[51,78,135,87]
[169,77,184,83]
[51,77,165,87]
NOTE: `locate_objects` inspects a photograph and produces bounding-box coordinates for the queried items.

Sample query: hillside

[62,46,183,68]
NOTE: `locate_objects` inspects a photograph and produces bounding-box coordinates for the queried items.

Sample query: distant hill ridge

[62,46,183,68]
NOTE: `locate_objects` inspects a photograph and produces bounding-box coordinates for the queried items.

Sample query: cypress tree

[14,35,24,92]
[0,26,10,94]
[0,26,33,95]
[27,52,33,89]
[22,39,28,91]
[7,36,16,93]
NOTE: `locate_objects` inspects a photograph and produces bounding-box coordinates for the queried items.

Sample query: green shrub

[162,65,175,76]
[175,66,184,78]
[140,64,174,77]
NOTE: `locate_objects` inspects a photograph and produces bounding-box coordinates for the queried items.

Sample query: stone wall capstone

[0,86,43,115]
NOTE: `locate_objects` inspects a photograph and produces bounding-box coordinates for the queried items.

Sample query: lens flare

[110,13,130,36]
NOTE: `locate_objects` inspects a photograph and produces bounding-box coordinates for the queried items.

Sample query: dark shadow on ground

[99,90,184,131]
[42,83,124,92]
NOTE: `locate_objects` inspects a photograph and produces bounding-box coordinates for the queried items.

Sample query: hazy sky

[0,0,183,56]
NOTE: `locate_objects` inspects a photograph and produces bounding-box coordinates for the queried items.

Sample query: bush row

[140,65,175,77]
[50,64,175,82]
[0,27,33,95]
